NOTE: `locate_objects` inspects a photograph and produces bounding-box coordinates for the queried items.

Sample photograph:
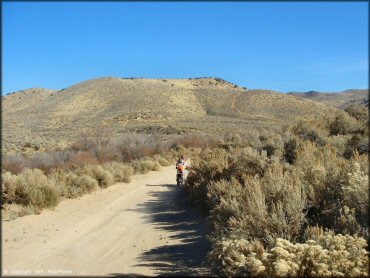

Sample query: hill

[3,77,341,153]
[288,89,368,108]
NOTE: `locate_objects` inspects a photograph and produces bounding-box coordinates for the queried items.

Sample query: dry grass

[2,77,344,153]
[288,89,368,108]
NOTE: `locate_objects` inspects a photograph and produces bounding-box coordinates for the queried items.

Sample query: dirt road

[2,166,212,276]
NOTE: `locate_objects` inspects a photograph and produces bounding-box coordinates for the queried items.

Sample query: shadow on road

[119,183,212,277]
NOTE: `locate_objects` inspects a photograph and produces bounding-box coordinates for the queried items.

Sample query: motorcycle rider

[176,155,188,186]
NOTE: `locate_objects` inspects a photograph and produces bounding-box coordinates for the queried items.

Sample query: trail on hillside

[2,166,212,277]
[231,93,242,113]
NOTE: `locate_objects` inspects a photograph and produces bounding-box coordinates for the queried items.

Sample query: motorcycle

[176,164,190,187]
[176,172,185,187]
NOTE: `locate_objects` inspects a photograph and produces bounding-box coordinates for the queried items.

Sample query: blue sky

[2,1,368,94]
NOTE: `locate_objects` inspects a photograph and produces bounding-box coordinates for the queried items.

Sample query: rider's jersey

[176,159,188,174]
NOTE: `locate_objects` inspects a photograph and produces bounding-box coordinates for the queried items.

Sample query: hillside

[288,89,368,108]
[3,77,341,153]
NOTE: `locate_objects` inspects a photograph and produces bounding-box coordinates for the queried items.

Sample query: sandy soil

[2,166,212,276]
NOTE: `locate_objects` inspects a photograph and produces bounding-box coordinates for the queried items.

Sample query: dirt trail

[2,166,212,276]
[231,93,242,113]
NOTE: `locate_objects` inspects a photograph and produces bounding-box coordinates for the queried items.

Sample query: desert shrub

[50,170,98,198]
[261,143,276,157]
[283,138,298,164]
[152,154,171,166]
[208,163,306,246]
[341,161,368,228]
[326,135,349,156]
[329,113,360,136]
[2,150,94,174]
[185,148,231,210]
[102,162,134,183]
[11,169,60,209]
[343,134,369,159]
[96,145,122,162]
[187,146,306,245]
[208,235,267,277]
[70,151,99,166]
[66,174,97,197]
[295,142,368,236]
[74,165,114,188]
[2,171,18,203]
[25,151,73,174]
[115,133,166,161]
[131,159,161,174]
[4,130,202,176]
[186,147,270,211]
[171,133,222,149]
[71,129,169,163]
[17,204,42,216]
[2,129,184,216]
[345,104,368,123]
[2,153,25,174]
[185,124,368,276]
[265,234,368,277]
[209,232,368,277]
[295,142,346,227]
[355,136,369,155]
[292,121,326,146]
[71,126,113,153]
[224,129,262,149]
